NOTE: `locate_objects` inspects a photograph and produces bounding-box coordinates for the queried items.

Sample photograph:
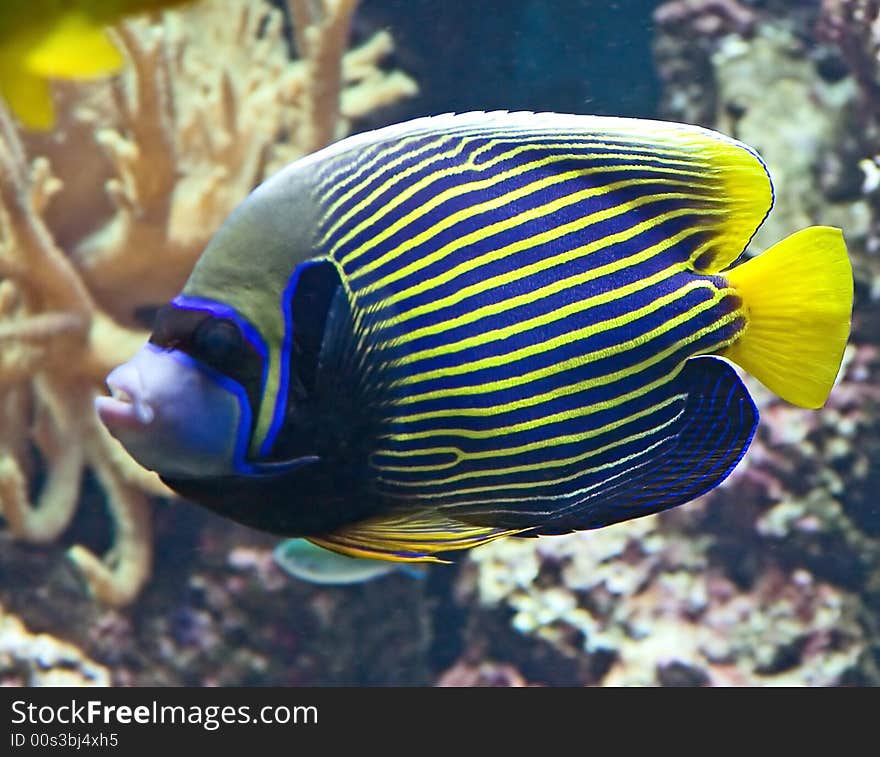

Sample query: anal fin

[310,511,525,563]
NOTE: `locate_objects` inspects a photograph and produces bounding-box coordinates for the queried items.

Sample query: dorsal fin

[287,111,773,273]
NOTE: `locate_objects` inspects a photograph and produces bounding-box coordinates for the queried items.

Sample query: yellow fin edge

[694,137,773,273]
[309,511,526,563]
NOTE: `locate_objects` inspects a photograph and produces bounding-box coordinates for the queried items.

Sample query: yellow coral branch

[0,378,86,544]
[288,0,359,151]
[0,312,86,345]
[68,424,154,607]
[0,110,92,317]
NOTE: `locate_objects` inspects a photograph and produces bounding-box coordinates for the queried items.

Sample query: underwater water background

[1,0,879,688]
[357,0,662,120]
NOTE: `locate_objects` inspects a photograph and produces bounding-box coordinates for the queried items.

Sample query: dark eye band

[149,305,265,423]
[192,318,242,371]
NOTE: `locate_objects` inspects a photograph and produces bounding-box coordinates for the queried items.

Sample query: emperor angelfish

[96,112,853,563]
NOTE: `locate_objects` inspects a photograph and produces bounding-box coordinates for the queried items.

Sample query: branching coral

[0,0,416,606]
[36,0,417,324]
[0,105,156,608]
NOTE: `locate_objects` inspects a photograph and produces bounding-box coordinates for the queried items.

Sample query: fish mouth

[95,365,155,430]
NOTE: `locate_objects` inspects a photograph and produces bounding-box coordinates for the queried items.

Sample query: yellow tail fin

[721,226,852,409]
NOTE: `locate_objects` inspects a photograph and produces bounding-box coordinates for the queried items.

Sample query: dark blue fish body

[282,119,754,540]
[96,113,852,562]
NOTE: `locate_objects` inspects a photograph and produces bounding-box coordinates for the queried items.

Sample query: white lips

[95,363,155,429]
[94,343,245,478]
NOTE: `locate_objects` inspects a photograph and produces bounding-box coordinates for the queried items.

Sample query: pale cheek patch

[98,344,248,478]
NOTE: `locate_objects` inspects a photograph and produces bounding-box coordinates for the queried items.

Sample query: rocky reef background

[2,0,880,687]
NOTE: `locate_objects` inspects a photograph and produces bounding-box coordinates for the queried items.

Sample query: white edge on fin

[262,110,767,190]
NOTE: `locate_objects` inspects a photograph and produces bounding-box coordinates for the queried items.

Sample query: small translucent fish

[96,112,853,565]
[272,538,426,585]
[0,0,195,129]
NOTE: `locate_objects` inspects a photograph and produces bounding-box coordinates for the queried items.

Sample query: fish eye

[192,317,242,368]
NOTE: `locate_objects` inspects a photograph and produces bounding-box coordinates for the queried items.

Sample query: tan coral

[0,102,162,607]
[0,0,416,606]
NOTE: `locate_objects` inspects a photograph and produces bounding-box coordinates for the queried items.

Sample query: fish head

[94,158,380,539]
[94,289,377,540]
[95,304,269,479]
[95,161,327,483]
